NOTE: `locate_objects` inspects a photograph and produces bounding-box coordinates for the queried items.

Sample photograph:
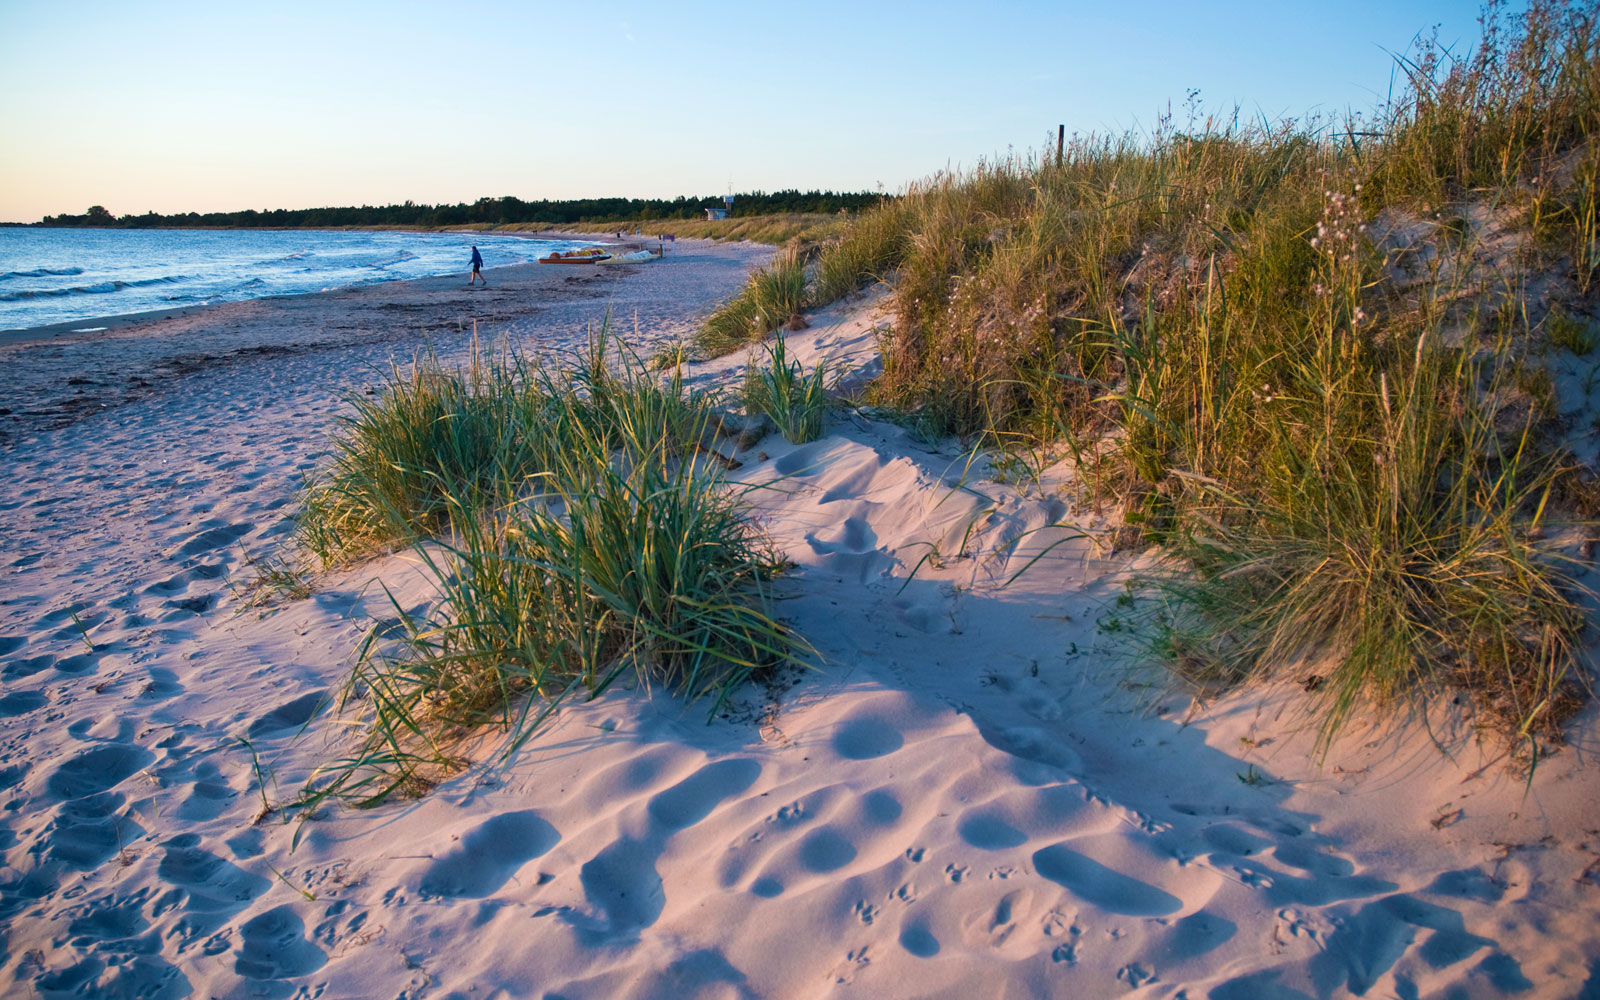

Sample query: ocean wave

[0,274,186,302]
[0,231,569,327]
[0,266,86,280]
[366,250,419,269]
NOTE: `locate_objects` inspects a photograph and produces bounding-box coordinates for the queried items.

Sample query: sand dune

[1,261,1597,998]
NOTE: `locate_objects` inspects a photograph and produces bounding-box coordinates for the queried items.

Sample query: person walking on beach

[469,245,486,286]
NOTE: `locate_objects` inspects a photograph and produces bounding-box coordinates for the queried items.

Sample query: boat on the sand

[539,248,613,264]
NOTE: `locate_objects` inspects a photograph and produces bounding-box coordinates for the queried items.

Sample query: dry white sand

[1,257,1597,999]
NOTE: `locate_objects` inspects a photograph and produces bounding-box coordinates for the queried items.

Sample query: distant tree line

[37,190,886,229]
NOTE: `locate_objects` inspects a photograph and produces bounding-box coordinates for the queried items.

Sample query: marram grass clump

[1152,331,1587,757]
[743,334,831,444]
[295,329,803,807]
[698,245,809,356]
[695,0,1597,756]
[297,345,534,564]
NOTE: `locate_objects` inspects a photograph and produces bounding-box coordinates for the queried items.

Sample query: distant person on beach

[469,246,486,286]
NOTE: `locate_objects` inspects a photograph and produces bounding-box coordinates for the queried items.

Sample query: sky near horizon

[1,1,1486,223]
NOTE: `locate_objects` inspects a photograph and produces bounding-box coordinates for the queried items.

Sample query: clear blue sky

[0,1,1486,223]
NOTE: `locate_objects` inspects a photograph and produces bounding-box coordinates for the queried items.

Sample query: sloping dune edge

[1,265,1596,999]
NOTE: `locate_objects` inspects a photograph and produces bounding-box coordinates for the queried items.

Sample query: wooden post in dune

[1057,124,1064,167]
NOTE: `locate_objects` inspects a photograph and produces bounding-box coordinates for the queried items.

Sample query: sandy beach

[1,245,1598,1000]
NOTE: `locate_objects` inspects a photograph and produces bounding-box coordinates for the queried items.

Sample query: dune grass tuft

[811,200,914,305]
[296,326,802,807]
[296,343,535,564]
[699,245,810,357]
[1152,331,1586,754]
[743,334,831,444]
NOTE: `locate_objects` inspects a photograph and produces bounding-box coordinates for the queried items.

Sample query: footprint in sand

[142,667,182,699]
[750,876,784,898]
[4,655,56,680]
[579,837,665,935]
[233,905,327,981]
[144,573,191,597]
[162,593,218,617]
[41,792,144,869]
[247,690,328,739]
[0,869,60,922]
[960,888,1035,951]
[1309,893,1509,995]
[1201,822,1273,857]
[978,724,1084,774]
[646,758,760,831]
[47,744,154,800]
[858,788,902,826]
[805,516,890,582]
[63,889,151,941]
[158,834,269,915]
[958,812,1029,851]
[797,827,858,873]
[1031,844,1182,917]
[168,520,253,560]
[1273,842,1356,877]
[36,600,93,625]
[53,652,100,676]
[0,691,48,716]
[418,810,560,899]
[1158,909,1238,961]
[898,916,941,957]
[831,716,904,761]
[1425,867,1504,903]
[580,759,763,934]
[773,443,824,477]
[177,762,238,821]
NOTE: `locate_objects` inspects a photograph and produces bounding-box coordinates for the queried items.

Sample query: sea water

[0,228,594,331]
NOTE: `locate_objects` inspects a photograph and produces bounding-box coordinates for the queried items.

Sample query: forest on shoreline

[28,190,884,230]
